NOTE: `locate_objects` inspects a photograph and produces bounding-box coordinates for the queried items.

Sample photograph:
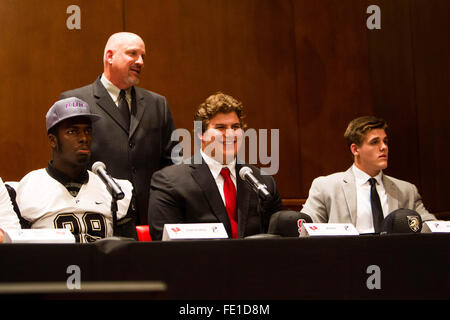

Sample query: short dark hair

[47,123,59,137]
[194,92,247,134]
[344,116,387,148]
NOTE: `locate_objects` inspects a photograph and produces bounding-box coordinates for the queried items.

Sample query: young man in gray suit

[59,32,178,227]
[301,116,435,233]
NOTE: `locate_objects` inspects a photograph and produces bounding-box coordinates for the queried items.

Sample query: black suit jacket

[59,76,177,225]
[148,159,282,240]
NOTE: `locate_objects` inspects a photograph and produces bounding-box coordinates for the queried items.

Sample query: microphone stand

[111,193,121,236]
[257,193,271,233]
[107,177,125,237]
[242,193,280,239]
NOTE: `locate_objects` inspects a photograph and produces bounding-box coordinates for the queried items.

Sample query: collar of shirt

[46,161,89,197]
[100,74,132,107]
[352,164,383,187]
[200,150,236,181]
[200,150,237,205]
[352,163,389,233]
[46,161,89,185]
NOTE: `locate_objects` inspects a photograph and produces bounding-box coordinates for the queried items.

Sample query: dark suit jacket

[148,158,283,240]
[59,76,177,225]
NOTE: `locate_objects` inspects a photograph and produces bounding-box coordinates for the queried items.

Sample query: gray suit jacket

[59,76,178,225]
[301,167,436,225]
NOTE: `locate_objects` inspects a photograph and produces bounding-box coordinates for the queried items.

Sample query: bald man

[59,32,178,227]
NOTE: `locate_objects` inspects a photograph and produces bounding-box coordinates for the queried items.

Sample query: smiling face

[200,112,243,164]
[104,33,146,89]
[351,128,389,177]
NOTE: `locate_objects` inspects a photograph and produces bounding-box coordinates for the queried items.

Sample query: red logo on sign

[297,219,305,235]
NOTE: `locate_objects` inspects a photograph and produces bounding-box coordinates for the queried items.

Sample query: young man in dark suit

[148,92,282,240]
[59,32,178,226]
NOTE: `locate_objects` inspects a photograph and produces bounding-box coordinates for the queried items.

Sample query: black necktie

[118,89,130,129]
[369,178,384,233]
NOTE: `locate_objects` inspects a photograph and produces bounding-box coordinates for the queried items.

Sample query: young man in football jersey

[15,97,137,242]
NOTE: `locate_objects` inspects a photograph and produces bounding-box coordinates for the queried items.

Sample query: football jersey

[16,169,132,243]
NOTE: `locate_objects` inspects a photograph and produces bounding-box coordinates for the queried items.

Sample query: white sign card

[300,223,359,237]
[162,223,228,241]
[422,221,450,233]
[2,228,75,243]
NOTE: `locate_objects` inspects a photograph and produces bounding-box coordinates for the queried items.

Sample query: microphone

[239,166,271,200]
[268,211,313,237]
[91,161,125,200]
[380,208,422,234]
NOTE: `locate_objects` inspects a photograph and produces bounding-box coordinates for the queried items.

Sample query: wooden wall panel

[0,0,448,214]
[411,0,450,213]
[125,0,301,196]
[0,0,123,181]
[293,0,374,195]
[367,0,421,186]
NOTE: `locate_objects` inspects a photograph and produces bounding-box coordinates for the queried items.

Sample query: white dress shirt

[352,164,389,233]
[100,74,132,111]
[200,150,236,205]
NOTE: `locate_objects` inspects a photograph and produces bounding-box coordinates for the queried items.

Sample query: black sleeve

[5,183,31,229]
[148,169,185,241]
[160,98,181,169]
[257,173,283,232]
[115,193,138,240]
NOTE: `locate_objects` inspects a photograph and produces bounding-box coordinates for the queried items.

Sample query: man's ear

[350,143,359,157]
[196,130,203,142]
[48,133,58,150]
[105,49,114,64]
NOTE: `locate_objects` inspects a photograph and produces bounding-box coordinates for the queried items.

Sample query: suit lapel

[92,77,129,135]
[190,161,232,234]
[342,167,358,225]
[383,175,399,212]
[236,163,251,237]
[129,87,146,138]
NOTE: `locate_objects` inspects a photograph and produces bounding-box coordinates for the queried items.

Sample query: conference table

[0,233,449,301]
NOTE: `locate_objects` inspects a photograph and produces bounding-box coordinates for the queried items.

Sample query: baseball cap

[46,97,101,132]
[380,208,423,234]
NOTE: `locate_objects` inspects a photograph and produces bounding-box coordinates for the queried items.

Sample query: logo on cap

[65,101,85,108]
[46,97,101,132]
[407,215,420,232]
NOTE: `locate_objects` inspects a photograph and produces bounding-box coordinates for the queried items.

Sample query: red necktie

[220,167,238,238]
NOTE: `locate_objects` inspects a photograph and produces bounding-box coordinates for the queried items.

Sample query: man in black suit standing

[59,32,178,227]
[148,92,282,240]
